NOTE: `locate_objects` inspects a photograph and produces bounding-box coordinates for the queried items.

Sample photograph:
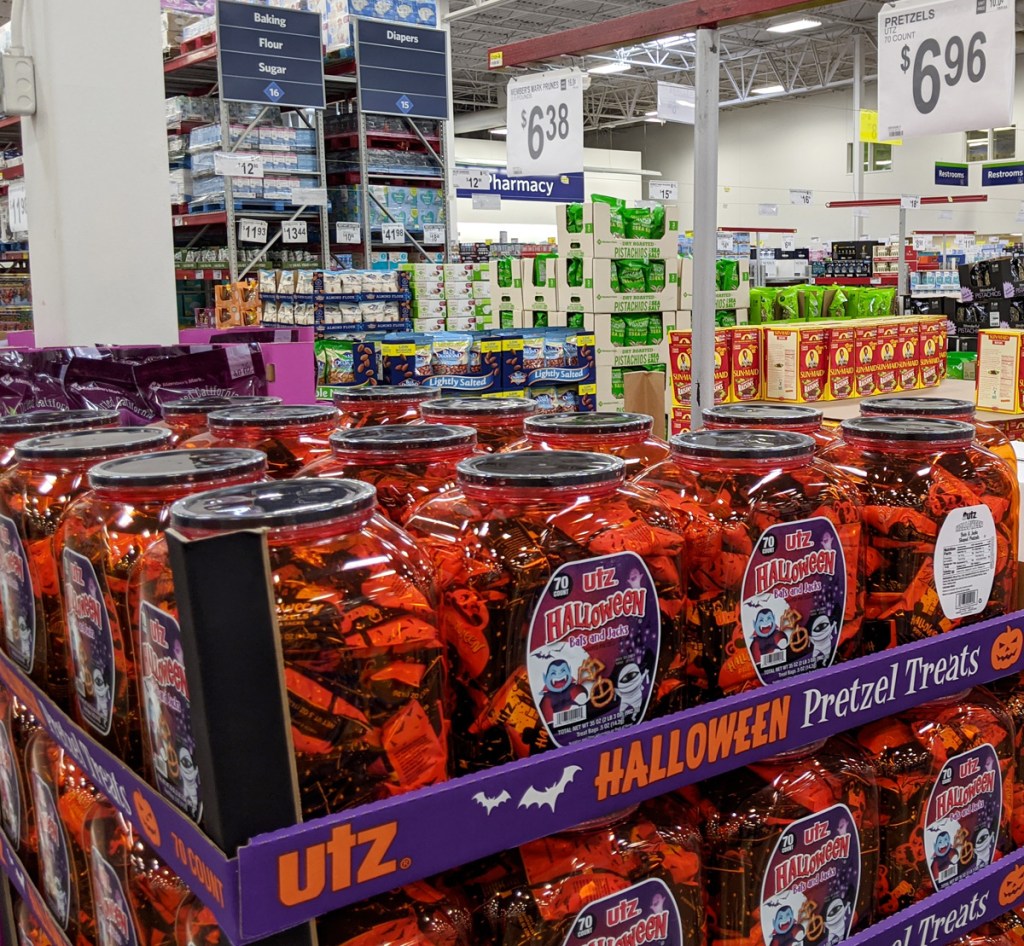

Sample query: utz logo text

[585,896,670,946]
[544,565,647,644]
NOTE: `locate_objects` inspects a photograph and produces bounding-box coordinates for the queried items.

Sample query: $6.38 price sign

[506,68,584,178]
[877,0,1014,139]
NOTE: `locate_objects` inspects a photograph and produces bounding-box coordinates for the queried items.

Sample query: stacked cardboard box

[678,257,752,326]
[400,262,493,332]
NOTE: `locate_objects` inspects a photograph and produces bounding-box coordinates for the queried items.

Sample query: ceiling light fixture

[766,18,821,33]
[588,60,632,75]
[751,84,786,95]
[491,126,507,136]
[645,110,659,116]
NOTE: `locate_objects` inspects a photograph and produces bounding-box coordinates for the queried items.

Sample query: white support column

[438,0,458,259]
[852,34,865,240]
[690,28,719,430]
[21,0,178,346]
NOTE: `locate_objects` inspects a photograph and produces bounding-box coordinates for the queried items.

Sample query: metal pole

[358,110,372,259]
[315,110,330,270]
[897,206,908,310]
[691,27,719,430]
[852,34,864,240]
[438,0,456,263]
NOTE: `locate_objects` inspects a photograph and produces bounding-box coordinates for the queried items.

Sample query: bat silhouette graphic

[518,765,582,813]
[472,789,511,814]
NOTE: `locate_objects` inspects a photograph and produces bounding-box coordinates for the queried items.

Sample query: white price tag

[381,223,405,245]
[238,218,268,243]
[506,67,584,177]
[877,0,1015,139]
[782,235,796,252]
[214,152,265,179]
[291,187,328,207]
[901,195,922,210]
[335,222,361,244]
[454,167,490,190]
[282,220,308,244]
[717,234,735,252]
[422,224,446,245]
[8,182,27,235]
[789,189,813,206]
[758,203,779,217]
[472,193,501,210]
[648,180,679,202]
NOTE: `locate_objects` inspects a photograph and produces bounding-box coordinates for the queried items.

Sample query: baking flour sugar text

[801,645,980,728]
[593,695,790,800]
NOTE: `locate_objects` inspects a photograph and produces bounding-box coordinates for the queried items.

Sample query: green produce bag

[715,310,737,328]
[777,286,800,321]
[611,366,625,399]
[623,204,665,239]
[946,351,977,380]
[566,257,584,288]
[847,288,873,319]
[565,204,584,234]
[496,257,513,288]
[647,314,664,345]
[716,259,740,292]
[532,254,557,288]
[593,194,626,236]
[874,288,896,317]
[614,259,647,293]
[828,288,849,319]
[499,309,516,328]
[749,287,777,324]
[646,260,667,292]
[802,286,827,320]
[532,311,549,327]
[567,312,586,328]
[610,316,627,346]
[625,316,651,347]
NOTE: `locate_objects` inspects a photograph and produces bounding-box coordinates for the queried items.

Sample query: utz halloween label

[0,719,19,847]
[924,743,1001,890]
[527,551,659,746]
[90,849,139,946]
[935,505,996,620]
[139,602,201,820]
[32,772,70,927]
[761,804,860,946]
[563,878,683,946]
[0,513,35,672]
[741,517,845,685]
[63,548,115,736]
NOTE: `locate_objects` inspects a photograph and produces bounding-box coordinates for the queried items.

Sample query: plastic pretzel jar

[698,737,880,946]
[634,430,865,704]
[701,403,836,449]
[474,800,703,946]
[0,427,173,709]
[26,731,102,946]
[0,410,120,472]
[159,395,281,444]
[85,798,190,946]
[135,478,448,821]
[193,405,340,479]
[333,385,431,430]
[505,412,672,478]
[854,688,1016,916]
[859,396,1017,473]
[419,397,538,453]
[0,688,41,874]
[404,451,688,775]
[301,425,477,526]
[819,417,1018,653]
[57,449,267,774]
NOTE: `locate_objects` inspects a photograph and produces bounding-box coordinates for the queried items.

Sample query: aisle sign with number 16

[506,68,584,177]
[877,0,1014,139]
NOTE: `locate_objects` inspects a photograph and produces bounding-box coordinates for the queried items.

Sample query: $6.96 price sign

[506,68,584,178]
[877,0,1014,139]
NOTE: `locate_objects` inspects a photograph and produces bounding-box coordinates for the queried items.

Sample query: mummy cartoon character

[615,661,649,724]
[824,899,850,946]
[92,668,111,722]
[974,826,995,868]
[809,615,837,668]
[179,747,199,818]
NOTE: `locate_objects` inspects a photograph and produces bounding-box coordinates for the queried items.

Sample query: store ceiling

[445,0,887,130]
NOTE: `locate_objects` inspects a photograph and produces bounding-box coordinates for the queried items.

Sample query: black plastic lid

[207,405,338,429]
[170,478,376,531]
[0,409,120,434]
[840,416,975,443]
[525,412,653,436]
[703,404,823,427]
[421,397,538,420]
[15,426,173,461]
[330,424,476,453]
[457,450,625,488]
[161,395,282,418]
[860,396,974,418]
[671,429,816,460]
[88,449,266,489]
[333,386,431,406]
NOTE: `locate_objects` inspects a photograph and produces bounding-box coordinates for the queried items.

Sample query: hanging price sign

[782,235,796,252]
[381,223,405,245]
[282,220,307,244]
[335,222,361,244]
[717,234,735,252]
[8,182,27,235]
[648,180,679,202]
[238,218,268,243]
[877,0,1014,139]
[506,68,584,177]
[422,224,446,245]
[901,195,922,210]
[214,152,265,178]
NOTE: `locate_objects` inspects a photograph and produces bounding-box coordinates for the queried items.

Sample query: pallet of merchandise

[556,202,680,259]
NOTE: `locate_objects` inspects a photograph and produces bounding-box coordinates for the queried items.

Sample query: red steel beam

[487,0,846,69]
[825,196,989,208]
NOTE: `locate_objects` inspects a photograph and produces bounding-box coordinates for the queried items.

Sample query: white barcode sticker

[554,704,586,727]
[936,504,996,620]
[761,650,787,669]
[939,865,958,884]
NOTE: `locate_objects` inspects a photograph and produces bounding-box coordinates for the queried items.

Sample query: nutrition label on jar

[935,505,996,620]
